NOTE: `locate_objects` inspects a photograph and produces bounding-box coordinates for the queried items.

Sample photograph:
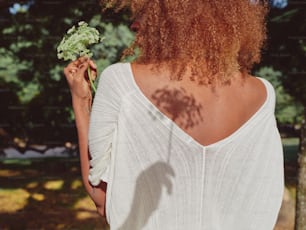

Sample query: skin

[64,57,106,217]
[64,58,267,217]
[131,63,267,146]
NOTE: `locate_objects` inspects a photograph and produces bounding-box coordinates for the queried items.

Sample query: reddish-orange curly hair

[101,0,268,84]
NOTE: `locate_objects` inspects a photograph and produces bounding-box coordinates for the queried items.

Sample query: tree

[259,2,306,229]
[0,0,134,152]
[255,66,303,125]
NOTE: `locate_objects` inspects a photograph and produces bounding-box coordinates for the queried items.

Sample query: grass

[0,157,109,230]
[0,138,300,230]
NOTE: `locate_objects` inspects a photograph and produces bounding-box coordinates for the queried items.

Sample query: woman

[64,0,284,229]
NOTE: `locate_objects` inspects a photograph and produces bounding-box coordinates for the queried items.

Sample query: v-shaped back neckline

[126,63,270,149]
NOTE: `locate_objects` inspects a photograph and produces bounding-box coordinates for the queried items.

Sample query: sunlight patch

[44,180,64,190]
[26,181,38,189]
[76,211,96,220]
[74,196,96,210]
[74,196,97,220]
[71,179,82,190]
[0,188,30,213]
[31,193,45,201]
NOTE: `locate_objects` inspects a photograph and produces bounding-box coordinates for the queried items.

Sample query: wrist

[72,95,91,104]
[72,96,92,113]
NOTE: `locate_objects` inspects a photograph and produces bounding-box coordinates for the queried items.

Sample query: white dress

[88,63,284,230]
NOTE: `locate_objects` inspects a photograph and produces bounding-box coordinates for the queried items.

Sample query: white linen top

[88,63,284,230]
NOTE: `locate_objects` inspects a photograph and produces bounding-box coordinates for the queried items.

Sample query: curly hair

[101,0,268,84]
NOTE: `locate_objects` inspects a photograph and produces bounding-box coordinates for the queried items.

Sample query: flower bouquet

[57,21,103,92]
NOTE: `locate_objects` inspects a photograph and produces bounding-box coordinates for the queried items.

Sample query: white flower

[57,21,103,61]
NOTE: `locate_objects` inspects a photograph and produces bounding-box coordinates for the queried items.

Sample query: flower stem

[87,66,96,93]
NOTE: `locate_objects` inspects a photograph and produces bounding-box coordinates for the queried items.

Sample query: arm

[64,57,106,217]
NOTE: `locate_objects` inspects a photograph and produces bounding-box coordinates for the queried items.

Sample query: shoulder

[255,77,275,94]
[97,62,134,95]
[100,62,131,77]
[243,75,275,96]
[98,62,131,87]
[252,77,276,102]
[245,76,276,111]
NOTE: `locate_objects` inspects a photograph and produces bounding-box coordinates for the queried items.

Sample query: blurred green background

[0,0,305,229]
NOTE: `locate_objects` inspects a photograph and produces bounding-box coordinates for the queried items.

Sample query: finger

[64,66,78,80]
[91,70,97,81]
[79,62,90,77]
[64,67,81,90]
[64,61,78,76]
[79,56,88,62]
[66,60,79,69]
[89,68,97,81]
[64,66,71,77]
[76,56,89,67]
[85,60,96,80]
[89,60,97,70]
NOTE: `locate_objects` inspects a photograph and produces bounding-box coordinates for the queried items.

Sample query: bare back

[131,63,267,147]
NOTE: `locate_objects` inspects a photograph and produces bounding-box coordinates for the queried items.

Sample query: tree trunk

[295,106,306,230]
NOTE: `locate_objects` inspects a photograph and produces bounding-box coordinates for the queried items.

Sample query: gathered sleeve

[88,66,121,186]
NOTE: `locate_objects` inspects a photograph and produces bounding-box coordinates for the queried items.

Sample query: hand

[92,182,107,217]
[64,57,97,100]
[96,204,106,217]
